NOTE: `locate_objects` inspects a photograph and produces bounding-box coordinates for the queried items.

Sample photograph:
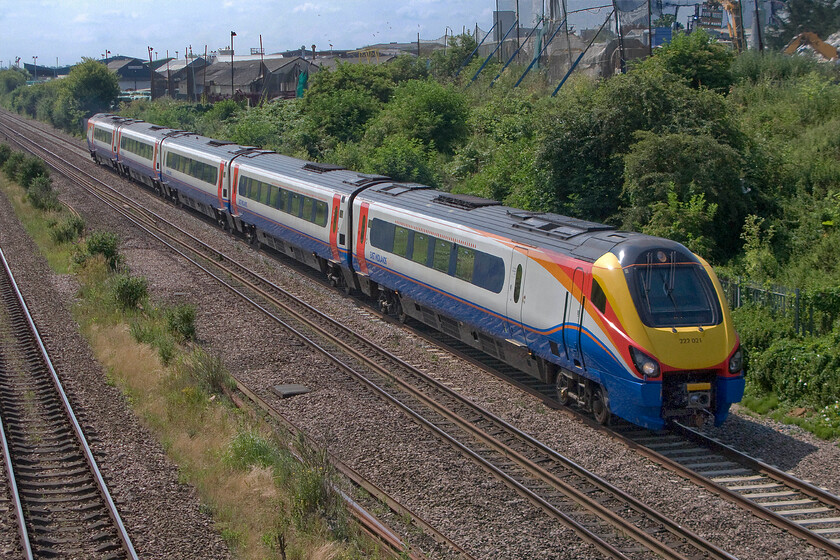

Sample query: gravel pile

[3,116,838,559]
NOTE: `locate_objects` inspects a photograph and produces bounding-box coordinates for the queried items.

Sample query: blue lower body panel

[714,375,746,426]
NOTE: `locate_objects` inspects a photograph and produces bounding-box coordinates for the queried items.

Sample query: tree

[622,131,746,259]
[636,29,734,93]
[534,69,742,223]
[364,79,469,154]
[61,59,120,117]
[428,33,479,81]
[766,0,840,49]
[0,68,27,96]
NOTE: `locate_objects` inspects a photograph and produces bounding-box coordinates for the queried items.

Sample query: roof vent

[344,174,392,188]
[508,210,614,240]
[374,183,432,196]
[433,194,501,210]
[207,140,237,147]
[303,162,345,173]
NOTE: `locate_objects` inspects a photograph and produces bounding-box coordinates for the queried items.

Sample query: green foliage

[637,29,735,92]
[165,304,196,342]
[366,136,439,186]
[637,184,718,256]
[751,334,840,407]
[16,156,50,189]
[225,431,283,470]
[428,33,479,81]
[112,274,148,310]
[0,144,11,167]
[622,131,744,259]
[181,348,235,395]
[0,68,27,96]
[62,58,120,117]
[364,79,469,154]
[731,49,837,84]
[535,69,741,224]
[85,231,122,270]
[27,175,59,211]
[2,151,26,180]
[49,214,85,244]
[739,215,779,281]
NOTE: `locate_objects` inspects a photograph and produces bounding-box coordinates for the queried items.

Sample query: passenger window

[252,181,262,202]
[455,246,475,282]
[302,197,314,222]
[412,233,430,265]
[269,186,279,208]
[513,265,523,303]
[276,189,287,211]
[393,226,410,258]
[289,193,301,216]
[238,176,247,196]
[433,239,453,274]
[315,201,328,227]
[591,279,608,314]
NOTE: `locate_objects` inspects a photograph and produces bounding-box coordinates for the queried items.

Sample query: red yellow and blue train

[86,113,745,430]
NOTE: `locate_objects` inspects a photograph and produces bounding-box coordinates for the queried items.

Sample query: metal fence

[718,277,839,337]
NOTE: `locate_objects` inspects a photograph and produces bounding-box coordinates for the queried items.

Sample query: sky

[0,0,500,68]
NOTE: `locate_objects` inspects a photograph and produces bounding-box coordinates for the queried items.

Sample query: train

[85,112,745,430]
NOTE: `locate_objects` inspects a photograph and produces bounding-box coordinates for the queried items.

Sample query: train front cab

[587,244,745,430]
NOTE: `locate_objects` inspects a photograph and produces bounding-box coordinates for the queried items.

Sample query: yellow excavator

[706,0,746,52]
[784,32,839,61]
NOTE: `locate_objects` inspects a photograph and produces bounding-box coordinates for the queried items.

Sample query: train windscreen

[625,252,722,328]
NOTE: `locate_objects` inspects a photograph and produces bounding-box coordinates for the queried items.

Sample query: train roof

[239,151,672,264]
[360,186,644,263]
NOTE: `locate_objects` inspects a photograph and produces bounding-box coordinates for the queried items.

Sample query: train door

[329,194,342,262]
[505,247,529,344]
[563,267,586,370]
[355,202,370,274]
[111,126,119,160]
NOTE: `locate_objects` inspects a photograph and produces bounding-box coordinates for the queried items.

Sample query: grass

[0,166,384,559]
[0,174,76,273]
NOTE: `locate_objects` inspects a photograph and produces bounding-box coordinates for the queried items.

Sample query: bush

[86,231,122,270]
[112,274,147,310]
[166,304,196,342]
[49,214,85,244]
[225,431,283,470]
[16,156,49,189]
[27,175,59,210]
[0,144,11,167]
[2,151,25,180]
[181,348,235,395]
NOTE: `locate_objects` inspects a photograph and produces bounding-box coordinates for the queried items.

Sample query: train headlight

[729,347,743,374]
[630,347,660,379]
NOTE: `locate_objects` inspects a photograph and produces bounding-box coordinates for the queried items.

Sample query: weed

[86,231,123,270]
[49,214,85,244]
[26,175,59,210]
[181,348,235,395]
[112,274,148,310]
[225,430,282,470]
[166,303,196,342]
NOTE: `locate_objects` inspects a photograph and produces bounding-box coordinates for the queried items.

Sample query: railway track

[414,321,840,558]
[0,247,137,560]
[0,112,742,558]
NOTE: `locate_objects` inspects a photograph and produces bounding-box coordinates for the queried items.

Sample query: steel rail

[0,112,744,559]
[0,246,139,560]
[0,115,635,559]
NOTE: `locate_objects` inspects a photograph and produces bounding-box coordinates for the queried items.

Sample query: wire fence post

[794,288,801,335]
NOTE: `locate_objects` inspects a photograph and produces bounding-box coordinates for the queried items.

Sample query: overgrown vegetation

[0,147,380,558]
[4,19,840,437]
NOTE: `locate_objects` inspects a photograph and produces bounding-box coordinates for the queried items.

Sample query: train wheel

[555,374,572,406]
[592,386,611,425]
